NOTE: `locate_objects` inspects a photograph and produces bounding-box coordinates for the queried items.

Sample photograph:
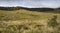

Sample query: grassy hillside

[0,9,60,33]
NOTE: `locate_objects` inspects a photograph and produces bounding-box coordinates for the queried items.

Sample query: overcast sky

[0,0,60,8]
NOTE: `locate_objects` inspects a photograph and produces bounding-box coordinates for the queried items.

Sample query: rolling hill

[0,7,60,33]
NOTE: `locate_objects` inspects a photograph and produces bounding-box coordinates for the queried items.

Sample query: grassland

[0,9,60,33]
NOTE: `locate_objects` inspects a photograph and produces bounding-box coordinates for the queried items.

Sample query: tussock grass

[0,9,60,33]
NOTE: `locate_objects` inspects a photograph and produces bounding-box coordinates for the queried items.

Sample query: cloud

[0,0,60,8]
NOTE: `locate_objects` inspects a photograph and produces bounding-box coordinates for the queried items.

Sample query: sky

[0,0,60,8]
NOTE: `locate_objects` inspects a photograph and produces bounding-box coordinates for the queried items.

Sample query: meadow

[0,9,60,33]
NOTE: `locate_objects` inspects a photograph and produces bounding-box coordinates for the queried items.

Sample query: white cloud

[0,0,60,8]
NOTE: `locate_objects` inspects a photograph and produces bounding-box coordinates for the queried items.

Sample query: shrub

[47,15,59,28]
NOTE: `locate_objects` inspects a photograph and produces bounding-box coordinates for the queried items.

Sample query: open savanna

[0,9,60,33]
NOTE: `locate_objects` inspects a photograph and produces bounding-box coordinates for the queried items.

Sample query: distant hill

[24,8,54,11]
[0,6,58,11]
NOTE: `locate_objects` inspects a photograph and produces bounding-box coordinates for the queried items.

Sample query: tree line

[0,6,59,11]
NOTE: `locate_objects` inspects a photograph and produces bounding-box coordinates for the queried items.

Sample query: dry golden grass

[0,9,60,33]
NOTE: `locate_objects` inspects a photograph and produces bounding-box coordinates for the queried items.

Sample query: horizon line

[0,6,59,8]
